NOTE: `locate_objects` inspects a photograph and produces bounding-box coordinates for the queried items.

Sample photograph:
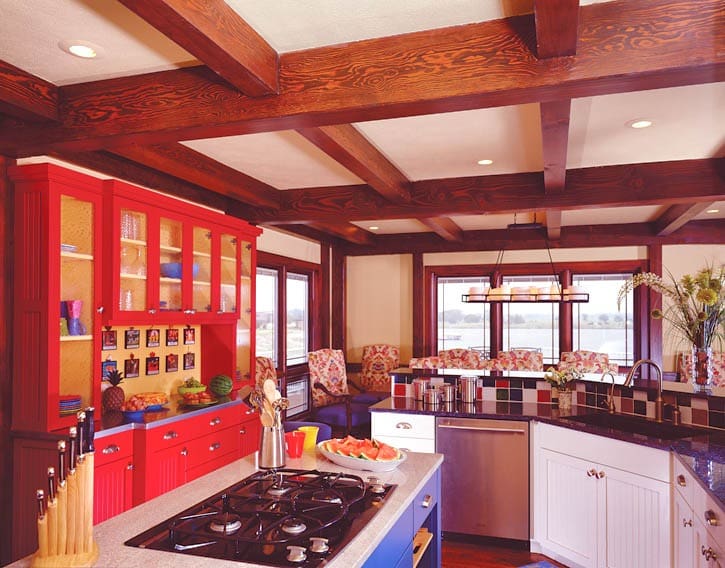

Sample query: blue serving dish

[160,262,199,278]
[122,410,146,422]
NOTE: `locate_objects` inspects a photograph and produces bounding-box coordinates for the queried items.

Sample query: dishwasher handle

[437,423,526,434]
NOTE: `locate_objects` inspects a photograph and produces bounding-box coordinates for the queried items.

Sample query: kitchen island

[8,448,442,568]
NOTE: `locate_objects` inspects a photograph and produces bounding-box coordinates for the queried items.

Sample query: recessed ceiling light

[627,119,653,129]
[477,159,493,166]
[706,209,720,214]
[58,39,104,59]
[368,226,379,231]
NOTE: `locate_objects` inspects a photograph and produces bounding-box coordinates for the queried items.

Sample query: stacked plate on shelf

[59,395,81,416]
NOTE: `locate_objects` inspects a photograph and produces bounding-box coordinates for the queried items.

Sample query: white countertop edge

[8,450,443,568]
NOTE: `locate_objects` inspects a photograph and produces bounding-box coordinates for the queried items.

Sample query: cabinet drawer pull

[683,518,692,527]
[421,495,432,509]
[395,422,412,429]
[240,427,246,435]
[702,545,718,561]
[704,510,720,527]
[677,474,687,487]
[96,306,105,314]
[587,468,597,477]
[180,447,188,456]
[596,470,606,479]
[148,308,157,315]
[163,431,179,440]
[209,442,221,452]
[126,463,134,471]
[209,417,222,426]
[102,444,120,455]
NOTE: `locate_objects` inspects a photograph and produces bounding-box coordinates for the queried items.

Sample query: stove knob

[367,476,386,494]
[309,537,330,554]
[286,545,307,563]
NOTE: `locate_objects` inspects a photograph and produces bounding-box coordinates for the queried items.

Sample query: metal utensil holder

[259,425,286,469]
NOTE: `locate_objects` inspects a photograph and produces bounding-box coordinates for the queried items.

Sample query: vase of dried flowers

[545,367,582,410]
[619,264,724,394]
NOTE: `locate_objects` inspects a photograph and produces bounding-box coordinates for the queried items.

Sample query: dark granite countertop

[370,397,725,508]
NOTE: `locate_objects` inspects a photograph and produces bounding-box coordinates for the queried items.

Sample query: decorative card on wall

[183,327,195,345]
[146,328,160,348]
[183,352,195,370]
[166,328,179,346]
[146,355,160,375]
[102,330,117,350]
[102,359,117,379]
[125,356,140,378]
[166,353,179,373]
[125,329,140,349]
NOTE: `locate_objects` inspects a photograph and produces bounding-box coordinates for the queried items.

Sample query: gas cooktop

[125,468,396,566]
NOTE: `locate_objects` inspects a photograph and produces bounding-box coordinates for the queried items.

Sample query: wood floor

[441,538,568,568]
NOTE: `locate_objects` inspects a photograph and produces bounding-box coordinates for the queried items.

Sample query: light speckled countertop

[8,450,443,568]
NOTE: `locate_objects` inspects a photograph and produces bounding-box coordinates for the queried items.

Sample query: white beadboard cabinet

[371,411,436,453]
[532,422,671,568]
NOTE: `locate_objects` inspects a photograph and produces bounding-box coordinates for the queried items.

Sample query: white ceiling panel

[351,219,430,234]
[0,0,195,85]
[355,105,543,181]
[182,131,363,189]
[562,205,664,226]
[568,83,725,169]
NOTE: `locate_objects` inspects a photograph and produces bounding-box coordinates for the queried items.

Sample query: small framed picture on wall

[146,328,160,348]
[146,356,160,375]
[183,352,195,370]
[124,357,140,378]
[102,330,117,350]
[166,328,179,347]
[101,359,117,380]
[183,327,195,345]
[165,353,179,373]
[125,329,140,349]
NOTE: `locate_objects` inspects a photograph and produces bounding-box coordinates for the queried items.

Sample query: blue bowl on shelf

[160,263,199,279]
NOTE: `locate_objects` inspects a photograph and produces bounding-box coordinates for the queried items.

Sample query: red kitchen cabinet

[239,412,261,457]
[94,430,134,524]
[9,164,104,432]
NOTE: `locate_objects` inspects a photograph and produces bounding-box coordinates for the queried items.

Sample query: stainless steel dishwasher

[436,417,529,541]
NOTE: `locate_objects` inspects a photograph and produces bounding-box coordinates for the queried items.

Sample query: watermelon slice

[376,443,400,461]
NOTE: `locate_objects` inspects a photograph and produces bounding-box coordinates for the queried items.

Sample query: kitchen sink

[563,413,711,440]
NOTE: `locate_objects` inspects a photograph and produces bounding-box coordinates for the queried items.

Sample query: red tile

[537,390,551,403]
[621,398,634,414]
[393,384,406,397]
[692,408,708,426]
[495,379,509,388]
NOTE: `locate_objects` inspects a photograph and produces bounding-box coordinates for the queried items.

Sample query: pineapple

[102,369,125,411]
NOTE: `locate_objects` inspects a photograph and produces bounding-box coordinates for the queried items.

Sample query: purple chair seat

[352,392,387,404]
[313,402,371,428]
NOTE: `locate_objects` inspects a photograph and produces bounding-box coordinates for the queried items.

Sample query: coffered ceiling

[1,0,723,253]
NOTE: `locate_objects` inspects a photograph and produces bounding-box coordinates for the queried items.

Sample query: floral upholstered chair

[308,348,372,436]
[676,351,725,387]
[559,350,618,374]
[409,356,443,369]
[438,348,482,369]
[495,349,544,371]
[360,344,400,394]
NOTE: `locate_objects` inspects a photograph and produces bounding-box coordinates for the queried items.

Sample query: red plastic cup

[285,430,305,458]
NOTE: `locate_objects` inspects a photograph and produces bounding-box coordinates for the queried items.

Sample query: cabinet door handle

[217,310,224,315]
[677,474,687,487]
[395,422,412,429]
[240,427,246,435]
[596,470,606,479]
[209,442,221,452]
[163,431,179,440]
[102,444,120,455]
[421,495,432,509]
[209,417,222,426]
[180,447,188,456]
[587,468,597,477]
[126,463,134,471]
[96,306,105,314]
[704,510,720,527]
[148,308,157,315]
[683,518,692,527]
[701,545,717,561]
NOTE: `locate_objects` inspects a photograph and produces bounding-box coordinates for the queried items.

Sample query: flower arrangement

[544,366,583,390]
[617,264,725,350]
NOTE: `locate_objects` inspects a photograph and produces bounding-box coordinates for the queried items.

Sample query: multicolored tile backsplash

[391,375,725,431]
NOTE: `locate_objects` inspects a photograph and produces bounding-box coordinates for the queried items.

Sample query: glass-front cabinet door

[158,217,184,314]
[236,239,254,382]
[219,233,238,315]
[192,226,213,314]
[118,207,148,315]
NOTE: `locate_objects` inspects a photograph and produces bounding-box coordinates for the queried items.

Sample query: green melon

[209,374,233,396]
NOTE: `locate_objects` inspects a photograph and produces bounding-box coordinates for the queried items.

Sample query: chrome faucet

[600,371,617,414]
[625,359,664,422]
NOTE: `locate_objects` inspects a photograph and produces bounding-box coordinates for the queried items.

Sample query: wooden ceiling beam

[247,158,725,224]
[653,202,716,235]
[419,217,463,242]
[110,143,281,208]
[534,0,579,58]
[304,222,374,245]
[296,124,411,203]
[0,60,58,122]
[1,0,721,154]
[341,220,725,256]
[117,0,278,96]
[51,150,233,212]
[545,210,562,240]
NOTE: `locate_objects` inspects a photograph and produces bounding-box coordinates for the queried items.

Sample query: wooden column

[412,252,424,357]
[331,248,345,350]
[646,245,663,379]
[559,269,573,356]
[319,243,331,349]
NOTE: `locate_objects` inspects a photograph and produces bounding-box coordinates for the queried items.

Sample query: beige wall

[346,255,413,364]
[258,227,321,263]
